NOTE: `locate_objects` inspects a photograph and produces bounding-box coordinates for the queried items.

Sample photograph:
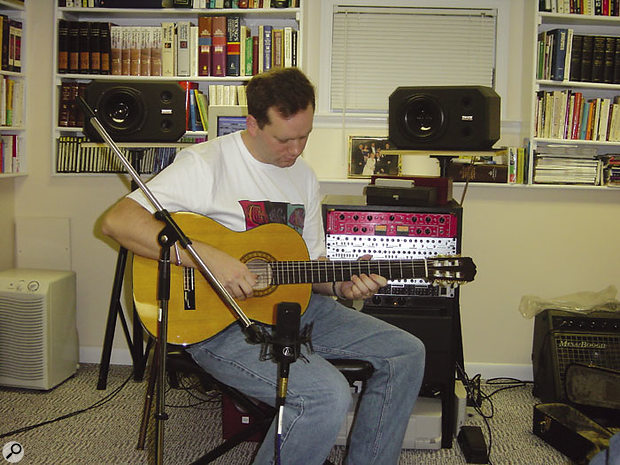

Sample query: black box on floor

[457,425,488,463]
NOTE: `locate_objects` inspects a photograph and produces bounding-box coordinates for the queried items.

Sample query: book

[140,27,152,76]
[190,25,198,77]
[198,16,212,76]
[211,16,227,77]
[591,35,606,82]
[239,25,251,76]
[283,26,293,67]
[129,26,141,76]
[603,35,616,84]
[121,26,131,75]
[549,28,568,81]
[99,22,111,75]
[110,25,122,75]
[252,35,259,75]
[263,24,272,71]
[177,21,191,77]
[68,21,80,73]
[580,35,594,82]
[88,22,101,74]
[569,34,583,81]
[150,26,162,76]
[161,22,176,77]
[226,16,241,76]
[58,19,69,74]
[257,27,264,73]
[194,89,208,132]
[272,28,283,68]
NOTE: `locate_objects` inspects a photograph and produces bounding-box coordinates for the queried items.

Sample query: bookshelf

[529,8,620,188]
[0,0,25,178]
[52,1,303,176]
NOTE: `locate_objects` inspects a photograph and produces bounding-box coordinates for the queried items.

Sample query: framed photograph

[348,136,401,178]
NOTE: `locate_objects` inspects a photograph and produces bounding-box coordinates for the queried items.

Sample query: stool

[139,347,374,464]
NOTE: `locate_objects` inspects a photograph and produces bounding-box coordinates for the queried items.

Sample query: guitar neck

[271,259,428,285]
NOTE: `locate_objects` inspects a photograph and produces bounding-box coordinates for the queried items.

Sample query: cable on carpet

[0,370,134,439]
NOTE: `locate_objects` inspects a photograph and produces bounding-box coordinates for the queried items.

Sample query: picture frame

[348,136,401,178]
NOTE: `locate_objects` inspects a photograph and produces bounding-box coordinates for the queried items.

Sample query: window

[318,1,508,117]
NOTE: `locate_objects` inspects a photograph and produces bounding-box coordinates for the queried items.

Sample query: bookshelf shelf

[56,73,253,82]
[539,12,620,26]
[58,7,300,20]
[52,1,304,176]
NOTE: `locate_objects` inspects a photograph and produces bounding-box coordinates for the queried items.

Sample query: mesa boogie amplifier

[322,196,462,304]
[532,308,620,403]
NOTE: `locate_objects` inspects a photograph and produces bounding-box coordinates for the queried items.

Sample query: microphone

[273,302,301,407]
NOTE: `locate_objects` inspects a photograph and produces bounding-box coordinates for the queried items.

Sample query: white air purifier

[0,268,78,390]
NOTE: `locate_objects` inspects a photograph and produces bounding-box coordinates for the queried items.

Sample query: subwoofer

[83,81,186,142]
[388,86,500,150]
[532,308,620,403]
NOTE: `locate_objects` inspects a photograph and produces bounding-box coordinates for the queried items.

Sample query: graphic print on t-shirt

[239,200,305,235]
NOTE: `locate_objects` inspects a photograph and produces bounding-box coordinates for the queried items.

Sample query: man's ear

[246,114,259,135]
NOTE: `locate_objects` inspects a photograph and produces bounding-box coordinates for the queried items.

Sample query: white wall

[11,0,620,379]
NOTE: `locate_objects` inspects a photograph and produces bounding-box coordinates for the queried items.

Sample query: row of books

[537,29,620,83]
[442,147,528,184]
[533,145,603,185]
[55,135,205,174]
[0,134,20,174]
[59,0,298,8]
[57,19,298,78]
[539,0,620,15]
[0,15,22,73]
[0,76,24,127]
[197,16,298,77]
[535,91,620,141]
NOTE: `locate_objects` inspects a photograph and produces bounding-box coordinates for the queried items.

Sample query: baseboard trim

[80,346,134,366]
[464,363,533,383]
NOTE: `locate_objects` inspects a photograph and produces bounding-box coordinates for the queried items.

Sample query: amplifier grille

[551,331,620,391]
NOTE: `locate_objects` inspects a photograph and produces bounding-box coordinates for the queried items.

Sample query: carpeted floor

[0,363,577,465]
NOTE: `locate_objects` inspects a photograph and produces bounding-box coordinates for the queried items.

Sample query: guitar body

[133,212,312,345]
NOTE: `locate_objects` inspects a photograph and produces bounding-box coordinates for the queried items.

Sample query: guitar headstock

[426,256,477,286]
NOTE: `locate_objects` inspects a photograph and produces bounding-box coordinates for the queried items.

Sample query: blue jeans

[186,294,426,465]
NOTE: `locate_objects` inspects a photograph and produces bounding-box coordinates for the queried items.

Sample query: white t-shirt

[128,131,326,259]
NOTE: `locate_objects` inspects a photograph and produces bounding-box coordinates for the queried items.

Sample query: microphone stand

[77,96,265,465]
[271,302,303,465]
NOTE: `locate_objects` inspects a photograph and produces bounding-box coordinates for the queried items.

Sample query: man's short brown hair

[246,67,316,128]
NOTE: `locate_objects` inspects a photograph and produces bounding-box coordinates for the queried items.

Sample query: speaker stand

[97,150,148,390]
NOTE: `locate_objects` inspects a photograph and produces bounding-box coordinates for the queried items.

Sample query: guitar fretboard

[270,259,428,285]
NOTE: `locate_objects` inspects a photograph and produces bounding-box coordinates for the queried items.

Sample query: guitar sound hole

[244,255,276,297]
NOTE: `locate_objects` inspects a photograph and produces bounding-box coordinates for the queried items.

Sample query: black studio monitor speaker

[83,81,186,142]
[388,86,500,150]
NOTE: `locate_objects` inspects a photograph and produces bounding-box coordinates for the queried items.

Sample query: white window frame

[317,0,510,122]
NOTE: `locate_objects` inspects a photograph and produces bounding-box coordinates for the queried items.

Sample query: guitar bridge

[183,267,196,310]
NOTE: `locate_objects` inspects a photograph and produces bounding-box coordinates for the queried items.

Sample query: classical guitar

[133,212,477,345]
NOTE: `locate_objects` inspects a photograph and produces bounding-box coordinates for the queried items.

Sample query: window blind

[330,6,497,113]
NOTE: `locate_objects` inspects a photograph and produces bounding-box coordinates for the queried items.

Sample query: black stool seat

[328,358,374,384]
